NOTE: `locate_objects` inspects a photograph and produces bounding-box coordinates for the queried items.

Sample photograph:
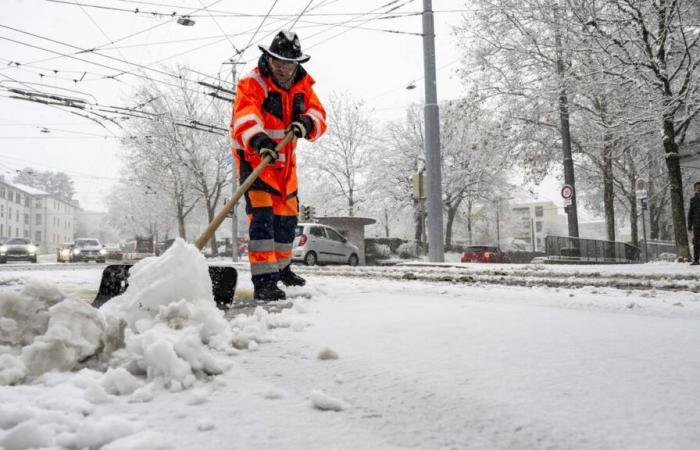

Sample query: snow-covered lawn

[1,243,699,449]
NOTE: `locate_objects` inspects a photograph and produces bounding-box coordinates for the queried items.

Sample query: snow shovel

[92,131,297,309]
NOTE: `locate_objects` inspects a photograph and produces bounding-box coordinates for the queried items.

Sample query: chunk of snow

[101,367,145,395]
[128,384,155,403]
[0,353,25,385]
[310,390,346,411]
[187,388,209,405]
[84,380,112,404]
[317,347,339,360]
[196,418,216,431]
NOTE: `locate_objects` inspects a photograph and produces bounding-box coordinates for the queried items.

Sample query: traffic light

[299,205,316,222]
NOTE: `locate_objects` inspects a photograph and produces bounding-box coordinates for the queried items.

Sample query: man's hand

[253,135,279,161]
[287,116,313,139]
[259,144,279,162]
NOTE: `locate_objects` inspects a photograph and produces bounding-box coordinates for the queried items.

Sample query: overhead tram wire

[234,0,280,64]
[9,0,225,75]
[46,0,427,19]
[289,1,315,30]
[0,28,222,96]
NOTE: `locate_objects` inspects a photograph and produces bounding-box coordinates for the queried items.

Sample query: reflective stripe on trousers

[245,190,298,287]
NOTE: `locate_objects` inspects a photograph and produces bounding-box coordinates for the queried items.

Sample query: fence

[641,240,677,261]
[545,235,640,263]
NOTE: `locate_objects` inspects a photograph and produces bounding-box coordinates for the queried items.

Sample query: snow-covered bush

[397,242,418,259]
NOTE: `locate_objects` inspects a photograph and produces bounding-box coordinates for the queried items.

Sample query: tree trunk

[445,206,457,251]
[413,199,423,254]
[384,208,390,238]
[662,117,690,258]
[603,143,616,241]
[206,200,218,256]
[467,200,473,245]
[629,192,639,249]
[348,187,354,217]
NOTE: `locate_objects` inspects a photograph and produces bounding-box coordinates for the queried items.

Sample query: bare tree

[575,0,700,258]
[302,92,374,217]
[120,65,231,254]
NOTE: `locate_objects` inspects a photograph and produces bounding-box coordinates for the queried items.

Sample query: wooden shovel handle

[195,131,296,250]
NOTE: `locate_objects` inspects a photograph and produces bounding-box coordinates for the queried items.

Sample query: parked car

[292,223,360,266]
[460,246,510,263]
[0,238,38,263]
[70,238,106,263]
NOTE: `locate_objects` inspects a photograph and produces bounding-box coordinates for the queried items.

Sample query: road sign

[561,184,575,200]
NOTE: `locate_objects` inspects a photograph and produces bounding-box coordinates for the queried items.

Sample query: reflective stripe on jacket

[231,57,327,198]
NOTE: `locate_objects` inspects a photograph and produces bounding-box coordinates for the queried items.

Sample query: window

[24,197,29,207]
[0,205,3,218]
[8,191,13,202]
[35,199,42,208]
[0,224,3,236]
[536,221,543,232]
[309,227,326,238]
[35,214,41,225]
[24,214,29,225]
[15,193,21,204]
[8,207,12,221]
[35,231,41,242]
[15,211,19,221]
[535,206,543,217]
[23,229,29,238]
[326,228,346,243]
[0,188,4,198]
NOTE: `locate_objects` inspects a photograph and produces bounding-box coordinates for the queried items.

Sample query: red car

[460,246,510,263]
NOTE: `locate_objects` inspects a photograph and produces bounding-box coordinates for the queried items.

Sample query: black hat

[258,31,310,63]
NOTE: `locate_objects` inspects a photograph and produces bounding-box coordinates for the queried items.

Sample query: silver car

[292,223,360,266]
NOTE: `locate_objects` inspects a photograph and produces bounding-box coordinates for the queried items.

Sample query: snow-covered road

[1,260,699,449]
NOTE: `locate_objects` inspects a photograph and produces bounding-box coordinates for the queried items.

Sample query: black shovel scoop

[93,132,296,309]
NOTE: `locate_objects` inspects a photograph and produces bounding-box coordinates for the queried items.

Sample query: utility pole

[422,0,445,262]
[225,59,245,262]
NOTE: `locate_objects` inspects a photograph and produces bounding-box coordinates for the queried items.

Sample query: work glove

[286,115,314,139]
[251,134,279,161]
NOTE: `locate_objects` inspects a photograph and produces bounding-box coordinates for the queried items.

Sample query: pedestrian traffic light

[299,205,316,222]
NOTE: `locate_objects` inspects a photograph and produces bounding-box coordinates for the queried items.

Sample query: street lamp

[177,16,195,26]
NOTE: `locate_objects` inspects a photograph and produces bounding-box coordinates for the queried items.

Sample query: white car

[70,238,107,263]
[292,223,360,266]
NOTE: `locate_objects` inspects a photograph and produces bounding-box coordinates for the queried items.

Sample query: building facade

[511,201,568,251]
[0,179,75,253]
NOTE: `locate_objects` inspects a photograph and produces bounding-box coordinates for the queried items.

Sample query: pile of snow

[0,238,305,448]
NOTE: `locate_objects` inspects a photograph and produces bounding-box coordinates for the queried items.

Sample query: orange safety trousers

[244,190,298,287]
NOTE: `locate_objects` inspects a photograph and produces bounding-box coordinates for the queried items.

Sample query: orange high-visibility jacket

[231,59,327,198]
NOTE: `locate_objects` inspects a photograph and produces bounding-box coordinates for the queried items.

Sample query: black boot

[253,283,286,301]
[280,266,306,287]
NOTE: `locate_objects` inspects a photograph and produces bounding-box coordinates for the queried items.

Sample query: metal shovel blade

[92,264,237,309]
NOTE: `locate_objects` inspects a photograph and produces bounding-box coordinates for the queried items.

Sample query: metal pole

[422,0,444,262]
[227,59,244,262]
[641,200,648,262]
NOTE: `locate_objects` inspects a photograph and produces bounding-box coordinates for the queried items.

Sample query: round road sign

[561,184,575,199]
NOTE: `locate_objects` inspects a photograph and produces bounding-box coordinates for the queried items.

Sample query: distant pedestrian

[688,181,700,265]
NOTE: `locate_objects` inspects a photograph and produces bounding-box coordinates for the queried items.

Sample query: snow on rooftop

[3,181,48,196]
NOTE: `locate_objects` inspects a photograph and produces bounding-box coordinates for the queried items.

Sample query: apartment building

[0,178,75,253]
[511,201,568,251]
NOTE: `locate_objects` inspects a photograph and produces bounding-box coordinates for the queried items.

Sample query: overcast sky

[1,0,565,213]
